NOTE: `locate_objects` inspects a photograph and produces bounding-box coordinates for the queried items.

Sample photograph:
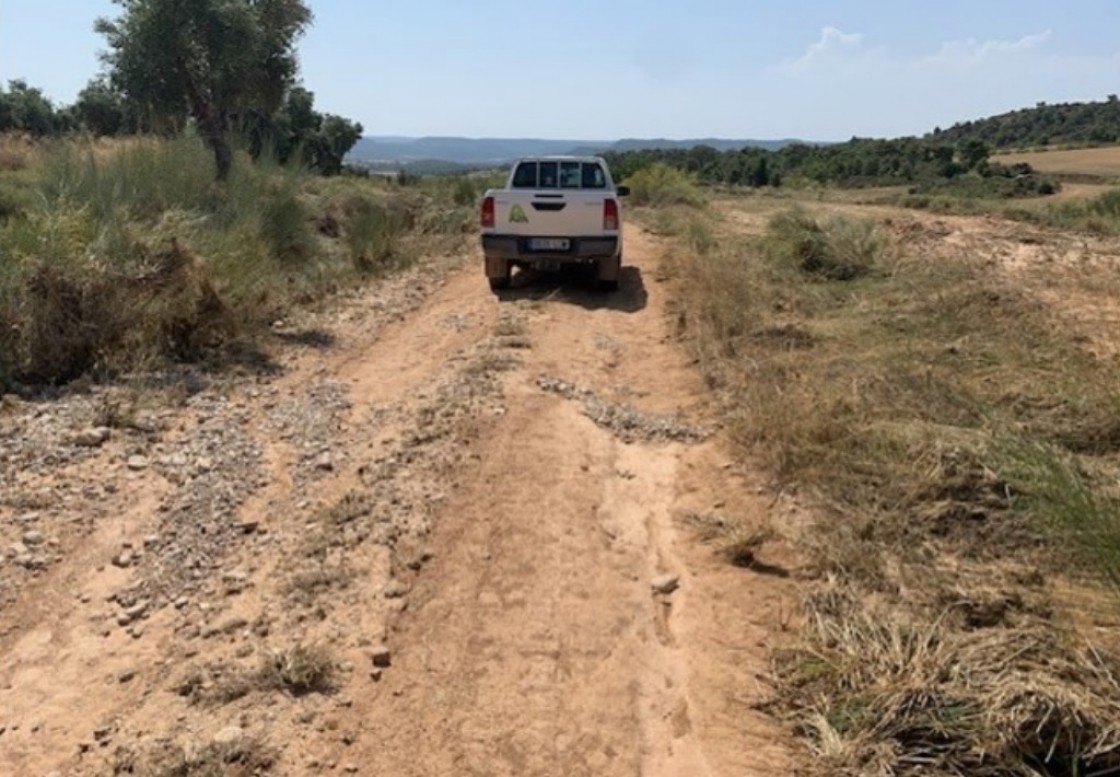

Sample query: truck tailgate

[491,191,610,236]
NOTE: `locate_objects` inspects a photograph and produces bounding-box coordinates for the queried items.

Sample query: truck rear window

[511,161,608,190]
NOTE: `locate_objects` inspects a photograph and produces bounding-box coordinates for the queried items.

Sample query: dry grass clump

[1001,442,1120,590]
[174,662,256,707]
[1,237,236,385]
[174,645,337,707]
[112,735,275,777]
[764,209,886,280]
[775,591,1120,777]
[257,644,336,696]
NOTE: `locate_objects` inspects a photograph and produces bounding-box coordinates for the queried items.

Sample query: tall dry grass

[0,136,474,388]
[666,203,1120,775]
[0,133,39,172]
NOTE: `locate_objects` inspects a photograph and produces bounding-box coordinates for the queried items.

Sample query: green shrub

[764,209,884,281]
[452,176,477,206]
[258,185,315,264]
[0,176,34,220]
[344,196,409,274]
[1087,188,1120,218]
[624,163,705,207]
[908,172,1062,200]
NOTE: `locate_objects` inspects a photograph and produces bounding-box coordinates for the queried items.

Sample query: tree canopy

[96,0,314,180]
[0,80,68,137]
[241,86,364,175]
[930,97,1120,149]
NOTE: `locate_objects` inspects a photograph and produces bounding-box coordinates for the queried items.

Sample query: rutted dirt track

[1,227,797,776]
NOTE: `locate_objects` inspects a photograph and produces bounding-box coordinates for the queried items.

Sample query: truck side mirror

[616,185,631,197]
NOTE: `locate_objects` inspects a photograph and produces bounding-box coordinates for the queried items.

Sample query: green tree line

[0,0,362,178]
[605,136,1059,195]
[604,137,989,187]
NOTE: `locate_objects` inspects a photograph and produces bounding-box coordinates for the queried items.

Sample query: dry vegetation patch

[665,198,1120,774]
[775,590,1120,777]
[0,136,475,390]
[111,736,275,777]
[174,644,337,707]
[0,133,39,171]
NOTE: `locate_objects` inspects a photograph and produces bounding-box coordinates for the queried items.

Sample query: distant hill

[347,136,806,168]
[609,138,797,153]
[930,96,1120,150]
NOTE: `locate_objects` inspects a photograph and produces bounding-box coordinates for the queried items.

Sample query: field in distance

[997,144,1120,179]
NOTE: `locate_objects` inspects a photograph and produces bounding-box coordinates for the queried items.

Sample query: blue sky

[1,0,1118,140]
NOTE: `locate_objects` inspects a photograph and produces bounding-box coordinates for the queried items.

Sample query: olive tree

[0,80,63,136]
[73,78,131,136]
[96,0,312,180]
[240,85,363,174]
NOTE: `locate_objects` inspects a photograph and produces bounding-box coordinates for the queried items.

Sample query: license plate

[529,238,570,251]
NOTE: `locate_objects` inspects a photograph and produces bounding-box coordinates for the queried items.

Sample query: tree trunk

[181,66,232,182]
[205,129,233,182]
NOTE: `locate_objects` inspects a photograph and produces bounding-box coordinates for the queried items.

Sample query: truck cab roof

[511,155,608,163]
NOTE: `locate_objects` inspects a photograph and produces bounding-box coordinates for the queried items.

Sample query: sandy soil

[0,227,799,776]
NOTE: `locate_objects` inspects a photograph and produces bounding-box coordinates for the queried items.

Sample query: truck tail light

[481,196,495,228]
[603,198,619,231]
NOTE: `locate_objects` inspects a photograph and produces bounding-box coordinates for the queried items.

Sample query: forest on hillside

[931,96,1120,149]
[605,96,1120,193]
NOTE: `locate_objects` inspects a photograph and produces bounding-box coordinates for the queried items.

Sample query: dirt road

[0,227,796,776]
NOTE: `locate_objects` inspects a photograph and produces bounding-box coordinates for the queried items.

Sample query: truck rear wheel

[596,255,621,292]
[486,258,511,291]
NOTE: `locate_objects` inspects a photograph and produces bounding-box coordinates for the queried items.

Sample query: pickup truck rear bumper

[482,235,620,263]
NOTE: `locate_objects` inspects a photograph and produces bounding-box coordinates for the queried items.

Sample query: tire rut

[1,233,798,777]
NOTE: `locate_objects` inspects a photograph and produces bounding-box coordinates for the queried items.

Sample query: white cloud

[926,30,1053,65]
[754,27,1119,140]
[783,26,864,73]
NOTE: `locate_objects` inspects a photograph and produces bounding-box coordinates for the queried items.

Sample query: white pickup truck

[480,156,630,292]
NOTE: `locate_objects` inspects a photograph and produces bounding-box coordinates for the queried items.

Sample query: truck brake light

[603,198,619,231]
[481,196,495,228]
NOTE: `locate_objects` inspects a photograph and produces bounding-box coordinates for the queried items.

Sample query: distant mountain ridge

[347,135,807,168]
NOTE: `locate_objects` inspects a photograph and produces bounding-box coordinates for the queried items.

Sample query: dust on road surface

[1,226,798,776]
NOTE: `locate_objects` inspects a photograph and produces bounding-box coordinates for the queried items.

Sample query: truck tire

[596,255,621,292]
[486,258,511,291]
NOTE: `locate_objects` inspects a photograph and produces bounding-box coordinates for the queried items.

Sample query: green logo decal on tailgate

[510,204,529,223]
